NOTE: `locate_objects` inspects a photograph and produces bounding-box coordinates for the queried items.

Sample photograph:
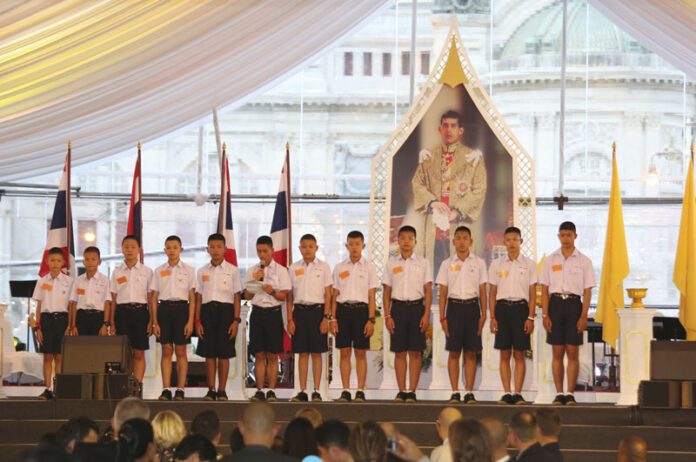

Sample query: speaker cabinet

[639,380,681,408]
[61,335,132,375]
[55,374,93,399]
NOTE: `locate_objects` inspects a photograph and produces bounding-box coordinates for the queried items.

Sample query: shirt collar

[166,260,185,270]
[299,258,317,268]
[122,261,142,271]
[504,253,522,263]
[398,253,417,261]
[347,256,366,266]
[454,252,474,264]
[552,247,579,259]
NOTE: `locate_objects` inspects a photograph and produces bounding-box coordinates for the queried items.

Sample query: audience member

[191,409,223,459]
[350,421,387,462]
[480,418,510,462]
[223,402,297,462]
[431,407,463,462]
[56,417,99,453]
[448,418,493,462]
[112,397,151,440]
[617,436,647,462]
[316,419,351,462]
[534,409,562,462]
[116,418,157,462]
[174,435,218,462]
[296,407,324,429]
[229,426,245,455]
[283,417,319,459]
[507,412,554,462]
[152,410,187,462]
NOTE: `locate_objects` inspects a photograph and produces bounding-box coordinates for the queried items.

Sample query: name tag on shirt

[161,270,171,277]
[77,288,86,295]
[498,270,508,278]
[117,276,127,285]
[42,283,53,291]
[451,264,461,272]
[295,269,305,276]
[552,264,563,272]
[393,266,403,274]
[340,271,350,279]
[202,275,209,282]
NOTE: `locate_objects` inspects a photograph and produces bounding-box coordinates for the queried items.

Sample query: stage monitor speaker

[61,335,132,375]
[638,380,681,408]
[650,341,696,380]
[682,381,696,409]
[94,374,141,400]
[55,374,93,399]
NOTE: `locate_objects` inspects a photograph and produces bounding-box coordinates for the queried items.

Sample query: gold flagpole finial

[222,142,226,151]
[137,141,141,150]
[286,141,290,151]
[68,140,71,149]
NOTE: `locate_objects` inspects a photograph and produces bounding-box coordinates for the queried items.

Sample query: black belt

[253,304,281,312]
[77,308,102,314]
[338,302,368,309]
[294,303,323,309]
[497,299,527,305]
[551,293,581,301]
[202,301,234,308]
[117,303,147,309]
[159,300,188,305]
[392,298,424,305]
[448,297,479,305]
[42,312,68,317]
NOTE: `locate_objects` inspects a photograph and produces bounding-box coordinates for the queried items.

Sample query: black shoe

[463,393,477,404]
[203,389,217,401]
[354,391,366,402]
[266,390,277,402]
[217,390,228,401]
[564,395,577,406]
[405,392,417,403]
[291,391,309,402]
[394,391,407,403]
[38,389,53,400]
[174,389,185,401]
[512,393,527,405]
[552,394,566,406]
[251,390,265,402]
[497,393,513,405]
[338,391,352,402]
[311,391,322,402]
[158,389,172,401]
[448,392,461,403]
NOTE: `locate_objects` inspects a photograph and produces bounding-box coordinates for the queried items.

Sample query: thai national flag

[217,145,237,265]
[39,144,76,277]
[270,148,292,267]
[127,145,144,262]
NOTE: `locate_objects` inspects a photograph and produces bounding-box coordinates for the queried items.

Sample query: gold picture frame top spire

[439,37,468,88]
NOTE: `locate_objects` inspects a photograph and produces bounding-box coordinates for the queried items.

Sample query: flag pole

[285,142,292,265]
[66,141,73,276]
[219,143,226,235]
[137,142,143,262]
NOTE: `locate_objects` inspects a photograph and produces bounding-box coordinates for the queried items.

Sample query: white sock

[566,391,574,396]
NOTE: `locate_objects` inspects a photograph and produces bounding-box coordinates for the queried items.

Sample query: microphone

[259,262,264,282]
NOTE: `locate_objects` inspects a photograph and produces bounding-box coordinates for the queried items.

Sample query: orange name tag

[393,266,403,274]
[295,269,305,276]
[117,276,127,285]
[161,269,171,277]
[498,270,508,278]
[451,264,461,272]
[339,270,350,279]
[77,288,86,295]
[42,283,53,291]
[552,264,563,272]
[202,275,209,282]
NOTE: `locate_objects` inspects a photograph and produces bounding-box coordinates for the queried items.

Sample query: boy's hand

[109,324,116,336]
[184,321,193,339]
[228,321,238,339]
[253,269,265,281]
[490,318,498,333]
[543,316,552,333]
[524,319,534,334]
[477,316,486,336]
[329,319,338,336]
[262,284,274,295]
[577,316,587,334]
[37,329,44,344]
[152,324,161,339]
[441,319,449,337]
[319,318,329,335]
[196,323,204,339]
[363,320,374,337]
[98,325,108,336]
[287,319,296,335]
[71,325,79,336]
[385,316,395,334]
[64,326,72,336]
[419,314,429,333]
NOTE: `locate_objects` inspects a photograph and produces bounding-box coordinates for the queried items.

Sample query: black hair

[121,235,140,246]
[47,247,64,258]
[346,230,364,242]
[256,235,273,247]
[281,417,317,460]
[316,419,349,451]
[173,435,217,461]
[191,410,220,443]
[165,235,182,245]
[83,246,100,258]
[116,418,153,461]
[440,110,463,126]
[504,226,522,237]
[229,426,245,454]
[207,233,225,244]
[56,417,99,452]
[559,221,577,233]
[300,234,317,243]
[398,225,417,238]
[454,226,472,237]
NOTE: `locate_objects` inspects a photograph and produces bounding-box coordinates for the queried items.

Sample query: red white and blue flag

[127,144,144,262]
[39,144,76,277]
[217,145,238,265]
[270,146,292,267]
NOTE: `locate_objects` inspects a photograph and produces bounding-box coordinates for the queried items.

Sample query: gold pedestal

[626,288,647,308]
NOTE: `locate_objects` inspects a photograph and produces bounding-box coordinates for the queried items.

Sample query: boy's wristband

[35,323,41,329]
[195,319,201,325]
[440,317,447,323]
[288,318,294,324]
[384,315,392,319]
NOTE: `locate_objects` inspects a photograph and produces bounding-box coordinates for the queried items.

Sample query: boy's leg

[463,350,477,392]
[254,352,267,389]
[161,343,174,388]
[298,353,309,391]
[355,348,367,390]
[133,350,146,382]
[43,354,54,388]
[552,345,566,393]
[407,350,421,391]
[566,344,579,394]
[54,353,63,377]
[266,353,279,389]
[499,349,512,393]
[448,350,461,391]
[339,348,352,389]
[311,352,322,391]
[174,344,188,390]
[205,358,217,389]
[394,352,407,391]
[513,349,527,393]
[218,358,230,390]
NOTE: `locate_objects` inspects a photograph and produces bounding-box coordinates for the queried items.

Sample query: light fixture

[83,231,96,242]
[646,162,659,187]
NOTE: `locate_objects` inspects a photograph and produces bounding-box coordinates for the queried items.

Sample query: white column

[479,317,500,390]
[534,307,556,403]
[616,308,656,406]
[0,303,7,399]
[141,336,160,399]
[226,302,249,401]
[430,305,451,394]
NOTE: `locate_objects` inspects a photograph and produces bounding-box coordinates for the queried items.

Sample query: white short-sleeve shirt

[540,248,596,296]
[435,253,487,299]
[110,262,153,304]
[289,258,332,305]
[333,257,380,304]
[382,253,432,301]
[488,254,537,301]
[244,260,291,307]
[151,260,196,302]
[195,261,242,304]
[33,273,73,313]
[70,271,111,311]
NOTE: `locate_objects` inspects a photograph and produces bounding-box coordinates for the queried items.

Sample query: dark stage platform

[1,399,695,462]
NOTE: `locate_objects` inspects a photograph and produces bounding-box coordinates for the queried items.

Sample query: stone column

[616,308,657,406]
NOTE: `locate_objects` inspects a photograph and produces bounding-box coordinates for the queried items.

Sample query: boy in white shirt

[69,246,110,336]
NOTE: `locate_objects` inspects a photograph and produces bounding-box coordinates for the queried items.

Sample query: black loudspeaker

[55,374,93,399]
[94,374,141,400]
[638,380,681,408]
[650,341,696,380]
[61,335,132,375]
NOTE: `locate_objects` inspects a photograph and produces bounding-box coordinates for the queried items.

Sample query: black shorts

[157,300,191,346]
[291,304,328,354]
[493,300,530,351]
[390,299,426,353]
[445,298,482,352]
[114,303,150,351]
[39,312,68,355]
[197,302,236,358]
[335,302,370,350]
[75,309,104,335]
[546,295,584,346]
[248,306,284,355]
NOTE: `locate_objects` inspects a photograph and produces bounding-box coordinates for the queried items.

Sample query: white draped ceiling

[588,0,696,79]
[0,0,392,180]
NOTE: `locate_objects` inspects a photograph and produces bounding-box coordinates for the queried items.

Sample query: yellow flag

[673,154,696,340]
[595,153,629,349]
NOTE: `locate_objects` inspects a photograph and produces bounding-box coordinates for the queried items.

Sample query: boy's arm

[438,284,449,337]
[184,288,195,338]
[229,292,241,339]
[35,300,43,344]
[421,282,432,332]
[286,290,295,334]
[194,293,204,338]
[488,284,498,332]
[383,284,394,333]
[68,301,77,334]
[149,290,160,338]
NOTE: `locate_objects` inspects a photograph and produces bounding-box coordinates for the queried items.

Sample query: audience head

[618,436,647,462]
[113,397,150,436]
[448,418,493,462]
[174,435,217,462]
[56,417,99,453]
[480,418,508,461]
[296,407,324,429]
[316,419,351,462]
[436,407,463,442]
[282,417,318,459]
[349,420,387,462]
[228,426,245,455]
[239,402,278,447]
[152,410,186,450]
[534,408,561,443]
[191,410,222,446]
[20,445,71,462]
[117,418,156,462]
[508,412,538,449]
